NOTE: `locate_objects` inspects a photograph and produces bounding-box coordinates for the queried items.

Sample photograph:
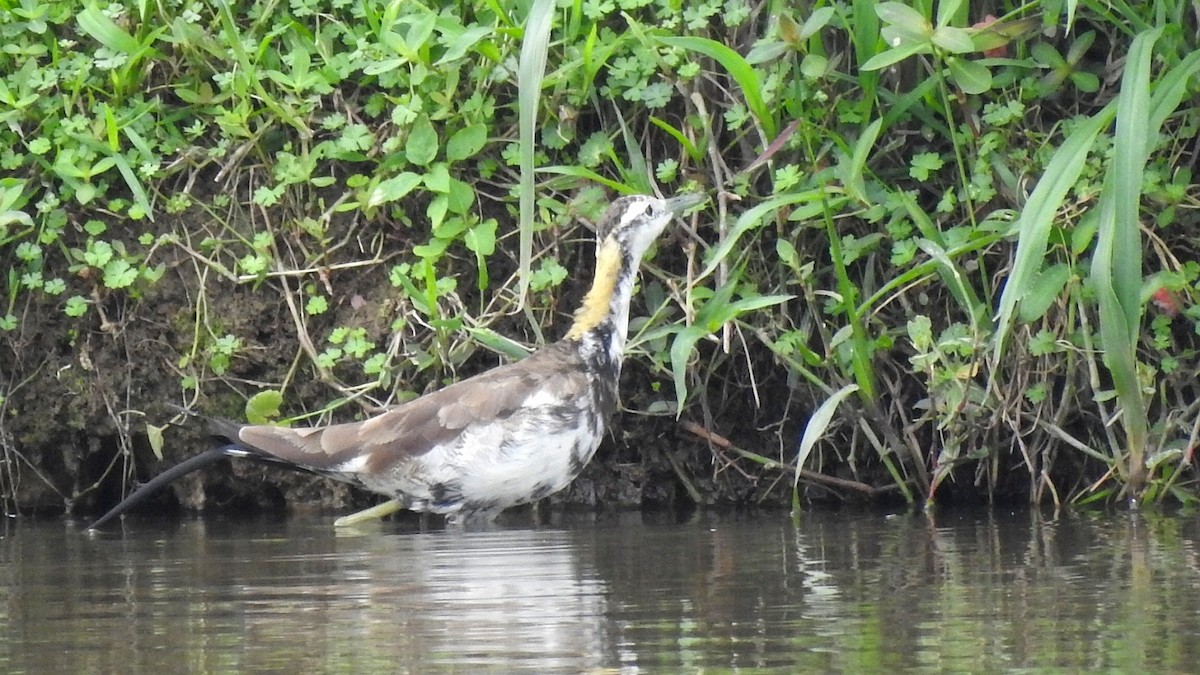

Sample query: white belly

[360,405,604,515]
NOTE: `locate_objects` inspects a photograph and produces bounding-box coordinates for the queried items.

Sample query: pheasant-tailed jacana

[86,193,703,529]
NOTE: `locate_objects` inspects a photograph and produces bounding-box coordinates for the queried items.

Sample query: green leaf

[669,324,709,415]
[110,152,153,218]
[146,423,166,461]
[1071,211,1098,255]
[75,183,97,205]
[435,24,494,65]
[800,53,828,78]
[78,4,140,54]
[875,2,930,32]
[932,26,974,54]
[446,123,488,161]
[64,296,89,317]
[1108,29,1159,335]
[721,294,795,324]
[1147,50,1200,136]
[1018,263,1071,323]
[1090,28,1161,485]
[141,264,165,284]
[842,117,882,203]
[464,326,532,361]
[800,7,835,39]
[405,114,439,166]
[935,0,964,28]
[948,58,992,95]
[915,238,985,327]
[792,384,860,506]
[84,241,114,268]
[363,57,405,75]
[465,218,496,255]
[1030,42,1065,68]
[538,165,634,193]
[1070,71,1100,93]
[776,239,801,274]
[648,116,702,161]
[467,218,497,290]
[860,41,930,71]
[426,196,449,232]
[1066,30,1097,64]
[103,259,138,289]
[306,295,328,315]
[368,172,422,207]
[670,285,792,413]
[423,163,451,193]
[245,390,284,425]
[446,178,476,214]
[909,152,944,181]
[745,40,789,65]
[880,19,932,47]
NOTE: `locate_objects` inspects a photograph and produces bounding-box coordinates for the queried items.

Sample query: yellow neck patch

[566,240,622,339]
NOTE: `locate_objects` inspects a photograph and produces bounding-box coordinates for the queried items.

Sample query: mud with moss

[1,200,795,521]
[4,2,1198,519]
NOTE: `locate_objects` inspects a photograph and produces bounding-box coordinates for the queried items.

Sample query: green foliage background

[2,0,1200,516]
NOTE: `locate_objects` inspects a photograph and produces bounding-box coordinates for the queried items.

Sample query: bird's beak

[664,193,705,215]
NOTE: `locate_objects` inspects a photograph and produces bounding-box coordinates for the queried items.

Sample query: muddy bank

[1,199,821,521]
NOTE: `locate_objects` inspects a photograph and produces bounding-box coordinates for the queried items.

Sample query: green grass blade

[669,324,709,416]
[110,153,152,220]
[649,116,702,162]
[857,232,1000,317]
[991,103,1115,365]
[517,0,554,311]
[537,165,634,193]
[655,35,776,138]
[614,108,652,193]
[697,190,839,283]
[916,238,985,327]
[1147,50,1200,135]
[850,0,880,118]
[792,384,860,512]
[78,4,142,54]
[841,117,882,204]
[1108,28,1159,335]
[1091,28,1161,490]
[213,0,307,135]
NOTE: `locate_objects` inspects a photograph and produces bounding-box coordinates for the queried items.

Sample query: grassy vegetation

[1,0,1199,515]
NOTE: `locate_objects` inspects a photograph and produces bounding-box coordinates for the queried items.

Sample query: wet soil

[0,199,814,521]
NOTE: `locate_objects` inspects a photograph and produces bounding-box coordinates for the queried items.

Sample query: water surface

[2,508,1199,672]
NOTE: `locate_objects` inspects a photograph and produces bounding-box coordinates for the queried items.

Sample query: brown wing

[232,341,589,474]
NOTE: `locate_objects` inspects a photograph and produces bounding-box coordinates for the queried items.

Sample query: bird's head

[594,193,704,261]
[565,192,703,341]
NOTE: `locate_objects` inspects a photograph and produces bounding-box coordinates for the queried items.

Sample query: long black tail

[85,445,240,530]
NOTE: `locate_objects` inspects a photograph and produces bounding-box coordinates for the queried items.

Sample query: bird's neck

[564,239,640,363]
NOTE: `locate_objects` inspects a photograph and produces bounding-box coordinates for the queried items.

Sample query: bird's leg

[332,499,404,527]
